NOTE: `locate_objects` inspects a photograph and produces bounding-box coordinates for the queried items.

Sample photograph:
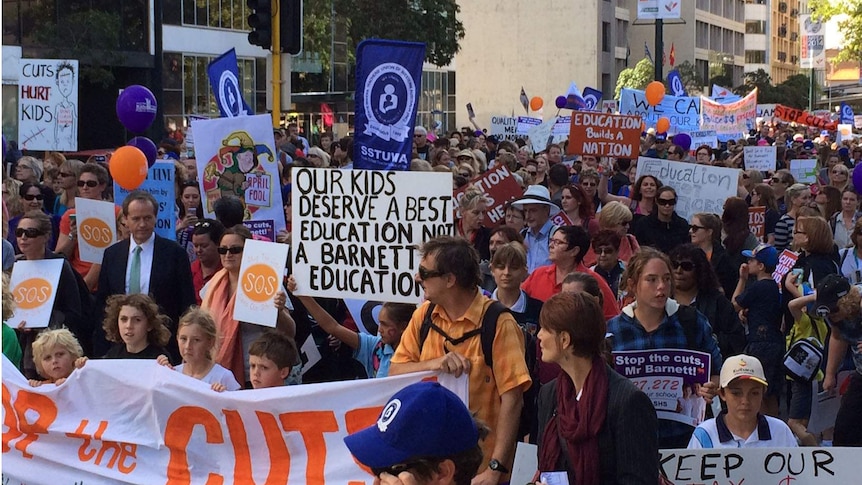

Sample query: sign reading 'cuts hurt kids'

[8,259,64,329]
[75,197,118,264]
[292,168,453,303]
[234,239,290,327]
[567,112,642,157]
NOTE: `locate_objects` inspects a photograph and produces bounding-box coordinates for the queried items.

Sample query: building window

[415,71,456,133]
[746,21,766,34]
[602,22,611,53]
[745,50,766,63]
[166,0,249,30]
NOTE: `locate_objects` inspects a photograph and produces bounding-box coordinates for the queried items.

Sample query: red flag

[670,43,676,67]
[320,103,334,127]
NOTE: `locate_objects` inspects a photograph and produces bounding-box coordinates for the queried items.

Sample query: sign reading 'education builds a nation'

[292,168,453,303]
[567,112,642,157]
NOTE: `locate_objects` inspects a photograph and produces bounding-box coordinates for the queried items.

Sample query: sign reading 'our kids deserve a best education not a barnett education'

[354,40,426,171]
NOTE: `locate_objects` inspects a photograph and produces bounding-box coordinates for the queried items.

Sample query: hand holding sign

[234,239,290,327]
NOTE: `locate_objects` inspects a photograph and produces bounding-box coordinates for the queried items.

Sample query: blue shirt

[523,219,556,274]
[354,332,395,378]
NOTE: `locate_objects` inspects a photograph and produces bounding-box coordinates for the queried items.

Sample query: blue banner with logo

[354,39,426,171]
[840,102,855,125]
[667,70,687,96]
[207,48,253,118]
[582,87,603,111]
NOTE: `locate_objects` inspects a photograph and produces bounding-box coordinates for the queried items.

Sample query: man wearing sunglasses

[95,191,196,361]
[391,236,531,485]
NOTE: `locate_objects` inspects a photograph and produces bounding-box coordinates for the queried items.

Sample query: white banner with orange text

[1,357,468,484]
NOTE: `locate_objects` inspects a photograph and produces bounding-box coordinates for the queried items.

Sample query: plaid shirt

[608,300,723,444]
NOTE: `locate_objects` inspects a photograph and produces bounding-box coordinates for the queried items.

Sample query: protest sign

[517,116,543,135]
[837,124,853,144]
[7,259,64,329]
[601,99,619,114]
[688,130,718,149]
[775,105,838,131]
[700,89,757,136]
[18,58,78,151]
[553,115,571,139]
[207,48,253,118]
[855,115,862,130]
[1,356,468,485]
[790,159,817,184]
[192,114,286,233]
[808,370,854,434]
[243,219,275,241]
[551,211,574,227]
[114,162,176,241]
[233,239,290,327]
[528,117,558,154]
[636,157,738,220]
[613,349,711,426]
[749,206,765,242]
[743,146,777,172]
[619,88,700,134]
[757,103,777,121]
[292,168,453,303]
[567,112,641,158]
[454,165,523,228]
[489,115,518,141]
[773,249,799,289]
[343,299,383,336]
[659,448,857,485]
[75,197,118,264]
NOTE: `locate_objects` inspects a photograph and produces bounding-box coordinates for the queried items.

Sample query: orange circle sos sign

[241,264,279,302]
[14,277,53,310]
[79,217,114,248]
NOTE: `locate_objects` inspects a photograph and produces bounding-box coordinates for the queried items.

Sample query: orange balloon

[656,117,670,134]
[530,96,544,111]
[109,146,148,190]
[645,81,666,106]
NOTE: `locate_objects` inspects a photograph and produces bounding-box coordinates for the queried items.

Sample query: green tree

[614,58,654,99]
[810,0,862,62]
[675,60,704,95]
[774,74,814,109]
[735,69,772,97]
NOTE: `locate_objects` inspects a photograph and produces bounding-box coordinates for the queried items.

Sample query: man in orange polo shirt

[390,236,532,485]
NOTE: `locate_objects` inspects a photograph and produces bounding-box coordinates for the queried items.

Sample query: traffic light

[247,0,272,50]
[280,0,303,55]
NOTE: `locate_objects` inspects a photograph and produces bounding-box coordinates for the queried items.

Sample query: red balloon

[645,81,666,106]
[110,146,148,190]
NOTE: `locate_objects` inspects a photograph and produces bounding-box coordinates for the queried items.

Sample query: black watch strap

[489,458,509,474]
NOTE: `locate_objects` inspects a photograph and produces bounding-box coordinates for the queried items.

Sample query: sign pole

[654,19,663,81]
[271,0,282,128]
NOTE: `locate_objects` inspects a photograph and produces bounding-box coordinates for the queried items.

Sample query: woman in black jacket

[689,212,738,298]
[670,244,747,361]
[792,216,840,288]
[631,186,690,254]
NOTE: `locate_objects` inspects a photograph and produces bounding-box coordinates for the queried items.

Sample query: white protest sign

[744,146,777,172]
[489,115,519,141]
[688,130,719,149]
[299,334,323,375]
[601,99,619,114]
[854,115,862,130]
[659,448,858,485]
[75,197,117,264]
[8,259,64,329]
[1,357,468,485]
[757,103,777,122]
[292,168,453,303]
[512,442,539,485]
[233,239,290,327]
[18,59,78,151]
[528,117,558,154]
[789,159,818,184]
[516,116,542,135]
[636,157,739,220]
[553,116,571,137]
[837,124,853,144]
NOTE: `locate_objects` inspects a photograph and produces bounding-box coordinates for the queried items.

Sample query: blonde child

[29,328,82,387]
[159,307,240,392]
[102,294,171,360]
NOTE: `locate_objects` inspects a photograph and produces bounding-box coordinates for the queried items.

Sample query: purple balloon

[116,85,157,133]
[853,164,862,194]
[673,133,692,152]
[127,136,158,168]
[555,96,567,109]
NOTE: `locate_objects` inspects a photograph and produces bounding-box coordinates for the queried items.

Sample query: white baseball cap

[719,354,768,388]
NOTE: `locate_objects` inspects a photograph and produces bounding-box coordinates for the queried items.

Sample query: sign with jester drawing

[191,114,287,234]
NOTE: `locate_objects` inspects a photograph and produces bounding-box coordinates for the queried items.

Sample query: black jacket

[710,244,739,299]
[632,211,690,254]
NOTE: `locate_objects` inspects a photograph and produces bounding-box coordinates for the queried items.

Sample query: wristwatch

[488,459,509,474]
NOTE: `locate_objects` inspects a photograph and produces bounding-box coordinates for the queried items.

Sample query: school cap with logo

[815,273,851,317]
[741,243,778,268]
[343,381,478,469]
[720,354,768,388]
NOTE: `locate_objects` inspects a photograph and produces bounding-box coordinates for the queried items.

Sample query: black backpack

[418,301,540,441]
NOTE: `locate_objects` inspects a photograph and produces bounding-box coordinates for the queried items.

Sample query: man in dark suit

[95,190,196,359]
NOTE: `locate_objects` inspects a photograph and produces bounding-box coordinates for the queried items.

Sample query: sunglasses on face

[689,224,706,232]
[23,194,44,201]
[217,246,244,255]
[16,227,45,238]
[656,198,677,206]
[78,180,100,188]
[594,247,616,255]
[417,265,445,280]
[581,181,597,187]
[672,260,695,271]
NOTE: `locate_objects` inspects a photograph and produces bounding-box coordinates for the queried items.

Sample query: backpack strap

[418,303,437,354]
[675,305,701,350]
[479,300,512,369]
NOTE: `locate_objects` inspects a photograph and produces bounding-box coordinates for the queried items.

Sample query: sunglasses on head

[672,260,695,271]
[194,220,212,229]
[78,180,99,188]
[23,194,44,201]
[15,227,45,238]
[656,198,677,206]
[217,246,244,255]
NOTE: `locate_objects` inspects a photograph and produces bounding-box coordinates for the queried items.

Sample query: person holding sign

[536,292,658,484]
[688,355,796,449]
[607,248,722,448]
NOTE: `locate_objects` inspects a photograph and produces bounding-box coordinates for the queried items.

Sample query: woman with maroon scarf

[535,292,658,484]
